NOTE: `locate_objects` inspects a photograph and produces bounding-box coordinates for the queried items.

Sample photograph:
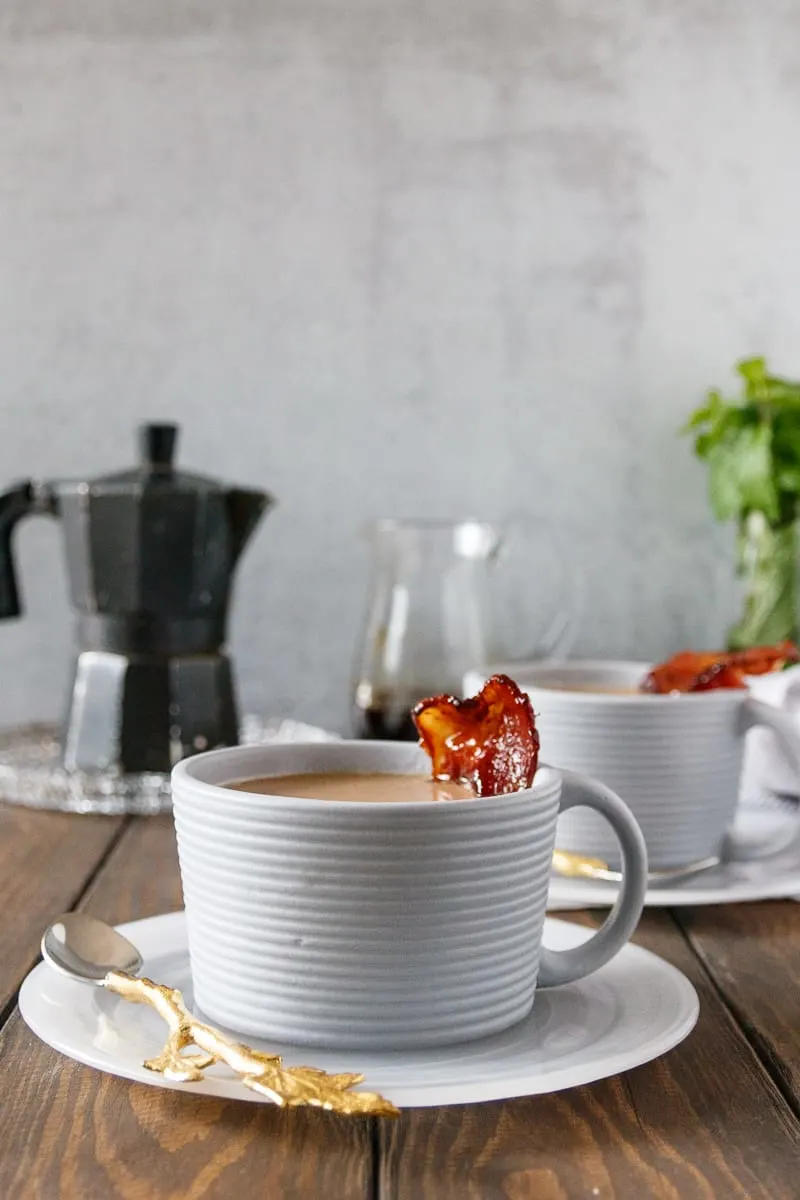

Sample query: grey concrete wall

[1,1,798,732]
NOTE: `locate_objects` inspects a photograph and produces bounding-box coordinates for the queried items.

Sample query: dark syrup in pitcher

[352,686,444,741]
[353,705,420,742]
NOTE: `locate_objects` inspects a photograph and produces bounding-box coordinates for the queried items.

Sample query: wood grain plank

[0,1013,374,1200]
[674,900,800,1112]
[379,910,800,1200]
[0,816,373,1200]
[80,813,184,922]
[0,802,123,1014]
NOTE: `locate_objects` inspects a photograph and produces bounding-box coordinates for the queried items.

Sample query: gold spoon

[552,848,721,885]
[41,913,399,1117]
[551,849,614,880]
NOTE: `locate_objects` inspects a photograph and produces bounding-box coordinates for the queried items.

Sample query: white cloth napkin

[740,665,800,803]
[239,715,341,745]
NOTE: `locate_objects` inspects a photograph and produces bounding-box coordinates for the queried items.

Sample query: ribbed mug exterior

[171,742,561,1050]
[466,661,781,870]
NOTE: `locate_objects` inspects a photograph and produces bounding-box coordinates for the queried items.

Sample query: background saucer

[548,809,800,909]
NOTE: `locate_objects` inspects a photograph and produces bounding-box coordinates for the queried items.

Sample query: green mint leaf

[771,412,800,492]
[762,380,800,409]
[737,356,768,393]
[776,462,800,490]
[682,404,712,433]
[694,432,713,458]
[707,421,779,522]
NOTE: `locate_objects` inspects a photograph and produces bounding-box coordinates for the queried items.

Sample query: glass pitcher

[351,518,578,740]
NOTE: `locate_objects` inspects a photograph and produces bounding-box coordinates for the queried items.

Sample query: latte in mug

[229,772,474,803]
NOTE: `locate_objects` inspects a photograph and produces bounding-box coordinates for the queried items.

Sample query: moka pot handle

[0,481,55,619]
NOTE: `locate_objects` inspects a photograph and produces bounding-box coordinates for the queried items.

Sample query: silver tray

[0,716,339,816]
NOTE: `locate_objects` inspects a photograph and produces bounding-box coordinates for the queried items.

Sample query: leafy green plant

[685,358,800,648]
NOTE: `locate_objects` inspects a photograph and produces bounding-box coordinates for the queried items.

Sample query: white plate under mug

[19,911,698,1108]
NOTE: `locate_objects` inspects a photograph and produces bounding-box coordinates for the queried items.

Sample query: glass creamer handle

[492,513,582,663]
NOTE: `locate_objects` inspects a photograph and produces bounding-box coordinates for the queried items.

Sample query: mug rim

[481,659,754,705]
[172,740,559,812]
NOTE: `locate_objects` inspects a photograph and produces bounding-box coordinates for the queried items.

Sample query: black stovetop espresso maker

[0,423,272,774]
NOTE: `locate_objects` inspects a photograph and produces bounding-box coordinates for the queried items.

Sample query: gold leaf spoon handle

[551,849,613,879]
[104,970,400,1116]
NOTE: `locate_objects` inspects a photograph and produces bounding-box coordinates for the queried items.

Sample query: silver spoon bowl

[42,912,142,984]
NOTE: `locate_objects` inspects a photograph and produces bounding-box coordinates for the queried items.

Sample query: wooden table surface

[1,804,799,1199]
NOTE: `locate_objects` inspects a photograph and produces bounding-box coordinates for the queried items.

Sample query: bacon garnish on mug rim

[412,674,539,797]
[641,641,800,694]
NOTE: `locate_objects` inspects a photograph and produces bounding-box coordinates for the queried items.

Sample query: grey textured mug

[466,660,800,870]
[171,741,648,1051]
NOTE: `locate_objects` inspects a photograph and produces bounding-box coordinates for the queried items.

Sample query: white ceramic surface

[548,808,800,908]
[465,661,800,870]
[171,741,647,1050]
[740,664,800,799]
[19,911,699,1109]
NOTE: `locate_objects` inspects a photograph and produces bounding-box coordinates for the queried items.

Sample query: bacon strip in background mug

[642,641,800,694]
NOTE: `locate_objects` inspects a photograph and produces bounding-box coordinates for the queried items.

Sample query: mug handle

[538,769,648,988]
[740,696,800,776]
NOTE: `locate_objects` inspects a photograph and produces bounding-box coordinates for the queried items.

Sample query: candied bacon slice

[688,662,746,692]
[412,674,539,797]
[640,651,723,694]
[641,641,799,694]
[726,641,800,676]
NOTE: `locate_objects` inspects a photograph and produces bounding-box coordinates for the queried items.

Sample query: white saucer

[19,911,697,1109]
[548,809,800,909]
